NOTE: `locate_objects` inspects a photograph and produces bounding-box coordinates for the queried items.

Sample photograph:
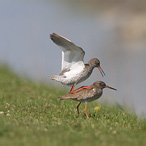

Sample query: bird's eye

[97,63,100,66]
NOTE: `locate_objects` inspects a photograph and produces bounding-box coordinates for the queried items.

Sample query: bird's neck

[84,63,95,72]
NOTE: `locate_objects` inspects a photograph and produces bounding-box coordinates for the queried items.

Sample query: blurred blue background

[0,0,146,117]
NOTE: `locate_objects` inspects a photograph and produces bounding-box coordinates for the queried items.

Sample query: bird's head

[89,58,105,77]
[93,81,117,90]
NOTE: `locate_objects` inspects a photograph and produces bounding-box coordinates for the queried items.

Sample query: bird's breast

[63,62,84,78]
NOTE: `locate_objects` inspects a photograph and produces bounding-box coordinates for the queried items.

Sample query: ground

[0,66,146,146]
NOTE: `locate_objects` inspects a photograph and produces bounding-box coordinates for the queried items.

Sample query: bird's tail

[49,75,57,80]
[49,75,65,83]
[58,95,72,100]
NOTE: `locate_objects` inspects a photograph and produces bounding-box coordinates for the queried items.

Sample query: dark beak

[97,66,106,77]
[105,85,117,91]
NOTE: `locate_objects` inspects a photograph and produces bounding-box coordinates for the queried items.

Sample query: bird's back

[59,86,102,102]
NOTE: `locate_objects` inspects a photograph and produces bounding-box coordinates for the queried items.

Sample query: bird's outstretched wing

[50,33,85,70]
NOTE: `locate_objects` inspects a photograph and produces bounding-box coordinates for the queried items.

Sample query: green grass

[0,66,146,146]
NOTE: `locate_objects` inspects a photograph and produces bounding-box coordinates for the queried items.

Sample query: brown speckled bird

[59,81,117,118]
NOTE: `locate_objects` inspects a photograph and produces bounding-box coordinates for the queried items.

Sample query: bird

[50,33,105,93]
[58,81,117,118]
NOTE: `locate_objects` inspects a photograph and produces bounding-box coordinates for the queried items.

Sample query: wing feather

[50,33,85,70]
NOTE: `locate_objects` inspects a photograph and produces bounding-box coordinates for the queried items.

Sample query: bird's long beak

[97,66,106,77]
[106,85,117,91]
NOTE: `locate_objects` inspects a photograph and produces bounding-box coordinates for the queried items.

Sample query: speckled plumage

[59,81,117,117]
[59,81,104,102]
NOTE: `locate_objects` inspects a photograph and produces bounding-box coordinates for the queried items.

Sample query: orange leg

[70,86,93,94]
[77,102,81,117]
[70,85,75,93]
[85,103,89,118]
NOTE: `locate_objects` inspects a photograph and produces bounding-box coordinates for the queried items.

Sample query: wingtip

[50,33,54,40]
[50,33,59,41]
[50,32,57,36]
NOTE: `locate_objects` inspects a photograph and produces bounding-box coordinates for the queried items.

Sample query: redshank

[50,33,105,93]
[58,81,117,118]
